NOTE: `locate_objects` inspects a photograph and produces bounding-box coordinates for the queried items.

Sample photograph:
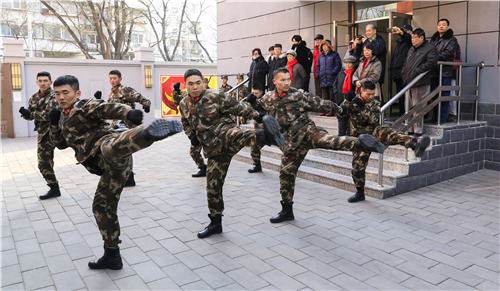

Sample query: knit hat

[286,50,297,57]
[343,55,357,63]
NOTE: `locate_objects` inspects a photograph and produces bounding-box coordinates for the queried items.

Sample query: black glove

[173,82,181,93]
[346,90,356,101]
[253,113,265,123]
[352,97,365,109]
[19,107,31,118]
[189,133,200,147]
[48,108,61,126]
[340,105,347,113]
[94,90,102,99]
[245,93,257,105]
[143,104,150,113]
[127,109,143,125]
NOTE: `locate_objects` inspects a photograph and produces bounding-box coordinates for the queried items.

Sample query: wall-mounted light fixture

[11,63,22,90]
[145,66,153,88]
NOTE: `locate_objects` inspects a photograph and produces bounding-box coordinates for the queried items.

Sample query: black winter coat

[401,41,439,87]
[317,50,342,88]
[430,29,458,78]
[248,55,269,89]
[293,42,312,74]
[267,53,287,91]
[364,34,387,84]
[390,31,412,80]
[333,70,347,105]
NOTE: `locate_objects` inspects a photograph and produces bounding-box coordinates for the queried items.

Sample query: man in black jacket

[248,48,269,90]
[292,35,312,91]
[401,28,439,136]
[430,19,458,123]
[363,24,387,86]
[267,44,287,91]
[390,24,413,116]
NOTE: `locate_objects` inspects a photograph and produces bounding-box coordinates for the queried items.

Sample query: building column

[133,47,156,126]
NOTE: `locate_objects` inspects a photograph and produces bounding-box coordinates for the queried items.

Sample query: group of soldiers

[20,67,430,270]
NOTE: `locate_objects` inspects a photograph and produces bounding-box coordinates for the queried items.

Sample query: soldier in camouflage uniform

[103,69,152,186]
[339,81,431,203]
[175,69,284,239]
[172,87,207,177]
[219,74,233,92]
[246,68,386,223]
[248,83,265,173]
[19,71,62,200]
[49,75,181,270]
[203,77,210,89]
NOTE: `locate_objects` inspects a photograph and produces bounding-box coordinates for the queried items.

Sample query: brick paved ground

[1,135,499,290]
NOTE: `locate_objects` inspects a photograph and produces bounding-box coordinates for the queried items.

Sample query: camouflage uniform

[108,84,151,128]
[172,91,206,168]
[22,88,61,187]
[220,84,233,93]
[230,84,248,101]
[254,88,360,203]
[50,99,154,247]
[176,88,259,215]
[340,96,413,188]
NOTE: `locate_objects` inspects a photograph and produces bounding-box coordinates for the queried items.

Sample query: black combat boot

[192,165,207,178]
[270,201,294,223]
[248,162,262,173]
[39,183,61,200]
[144,119,183,142]
[197,214,222,238]
[124,172,136,187]
[408,134,430,158]
[348,187,365,203]
[260,115,285,147]
[354,134,385,154]
[88,246,123,270]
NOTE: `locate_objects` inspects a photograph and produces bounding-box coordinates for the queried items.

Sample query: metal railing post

[437,64,442,126]
[378,111,384,187]
[236,87,240,127]
[457,66,462,124]
[404,90,409,161]
[475,66,480,122]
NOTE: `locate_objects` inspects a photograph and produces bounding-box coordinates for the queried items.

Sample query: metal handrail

[377,61,484,187]
[227,78,250,127]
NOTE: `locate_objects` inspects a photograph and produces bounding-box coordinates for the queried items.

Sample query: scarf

[357,58,372,94]
[342,68,355,94]
[287,58,298,81]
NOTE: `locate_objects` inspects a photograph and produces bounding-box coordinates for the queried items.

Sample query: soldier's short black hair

[184,69,203,81]
[54,75,80,92]
[412,28,426,39]
[291,35,302,42]
[273,67,290,79]
[109,70,121,78]
[252,83,263,92]
[37,71,51,81]
[362,81,376,91]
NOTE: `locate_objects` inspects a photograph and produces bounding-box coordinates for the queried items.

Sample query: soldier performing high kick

[174,69,284,239]
[19,71,62,200]
[339,81,431,203]
[172,85,207,177]
[49,75,182,270]
[98,69,152,186]
[246,67,386,223]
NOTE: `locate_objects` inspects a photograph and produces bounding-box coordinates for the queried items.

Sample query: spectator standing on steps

[362,24,387,91]
[313,34,324,97]
[248,48,269,90]
[316,40,342,113]
[291,35,313,91]
[389,24,413,116]
[267,44,287,92]
[286,50,307,90]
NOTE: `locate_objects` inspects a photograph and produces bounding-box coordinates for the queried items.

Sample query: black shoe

[446,115,456,122]
[124,172,136,187]
[192,165,206,178]
[355,134,385,154]
[410,134,431,158]
[248,162,262,173]
[348,188,365,203]
[88,246,123,270]
[39,183,61,200]
[270,201,294,223]
[408,132,414,136]
[144,119,183,142]
[197,214,222,238]
[261,115,285,147]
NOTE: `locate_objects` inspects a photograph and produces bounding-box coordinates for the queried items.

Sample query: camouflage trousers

[206,127,257,215]
[280,127,359,203]
[250,143,263,165]
[86,126,154,247]
[352,125,413,188]
[37,133,58,186]
[190,144,206,168]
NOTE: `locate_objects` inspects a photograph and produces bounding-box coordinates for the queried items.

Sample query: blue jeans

[431,77,452,122]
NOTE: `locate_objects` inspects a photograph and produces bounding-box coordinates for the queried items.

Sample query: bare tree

[184,0,214,63]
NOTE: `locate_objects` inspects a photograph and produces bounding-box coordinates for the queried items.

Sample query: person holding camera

[389,24,413,116]
[362,24,387,88]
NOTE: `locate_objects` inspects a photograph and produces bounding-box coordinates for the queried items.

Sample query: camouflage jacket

[339,96,380,137]
[176,88,259,157]
[231,84,248,101]
[108,84,151,109]
[254,88,343,150]
[219,84,233,93]
[24,88,60,136]
[50,99,131,163]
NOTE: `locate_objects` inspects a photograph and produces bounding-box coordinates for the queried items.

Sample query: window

[46,26,62,38]
[62,29,72,40]
[131,33,143,44]
[33,26,43,38]
[1,0,22,9]
[1,24,12,36]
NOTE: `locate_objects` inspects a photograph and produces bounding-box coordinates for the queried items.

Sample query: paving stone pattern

[1,135,499,290]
